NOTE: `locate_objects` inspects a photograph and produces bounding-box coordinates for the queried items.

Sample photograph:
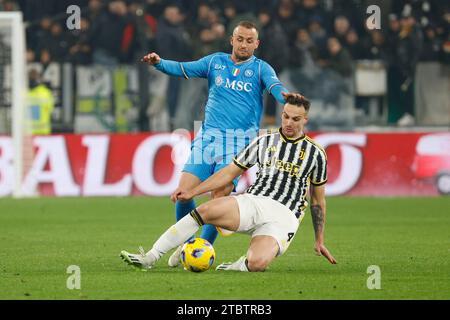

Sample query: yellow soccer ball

[181,238,215,272]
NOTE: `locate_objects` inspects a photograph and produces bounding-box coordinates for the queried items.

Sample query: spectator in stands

[222,1,237,32]
[85,0,104,23]
[276,0,299,42]
[144,0,165,20]
[39,49,52,71]
[331,0,366,35]
[361,30,388,61]
[19,0,58,22]
[155,4,192,129]
[419,25,443,62]
[68,18,92,65]
[26,48,36,63]
[387,13,423,126]
[289,28,321,102]
[46,22,71,63]
[90,0,130,66]
[290,28,320,69]
[387,13,401,49]
[121,0,158,63]
[224,1,257,36]
[0,0,19,11]
[345,29,364,60]
[32,16,52,55]
[307,16,328,56]
[189,3,227,57]
[257,8,289,126]
[322,37,353,78]
[192,1,212,32]
[333,15,351,46]
[297,0,328,30]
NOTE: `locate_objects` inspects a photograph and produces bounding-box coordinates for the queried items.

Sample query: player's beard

[234,50,252,62]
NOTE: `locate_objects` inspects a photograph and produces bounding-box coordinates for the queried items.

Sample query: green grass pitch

[0,196,449,300]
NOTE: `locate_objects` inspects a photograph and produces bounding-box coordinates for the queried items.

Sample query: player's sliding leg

[120,210,203,270]
[199,183,234,244]
[121,196,240,270]
[169,199,196,267]
[168,173,201,267]
[216,236,279,272]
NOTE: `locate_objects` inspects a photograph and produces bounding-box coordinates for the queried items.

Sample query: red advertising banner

[0,132,449,197]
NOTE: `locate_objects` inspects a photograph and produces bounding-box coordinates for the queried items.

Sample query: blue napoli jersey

[155,53,287,134]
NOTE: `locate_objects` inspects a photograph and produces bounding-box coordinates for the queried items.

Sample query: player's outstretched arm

[310,184,337,264]
[172,163,244,202]
[141,52,210,79]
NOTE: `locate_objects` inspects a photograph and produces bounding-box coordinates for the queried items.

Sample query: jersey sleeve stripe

[206,55,215,77]
[180,63,189,79]
[233,158,249,170]
[268,83,282,94]
[311,179,327,186]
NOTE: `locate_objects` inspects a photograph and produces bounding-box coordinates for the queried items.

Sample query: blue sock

[176,200,196,242]
[175,200,196,221]
[200,224,218,245]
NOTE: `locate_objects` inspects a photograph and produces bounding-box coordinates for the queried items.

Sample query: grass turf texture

[0,196,449,300]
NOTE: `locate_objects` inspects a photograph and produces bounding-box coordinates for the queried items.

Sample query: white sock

[235,257,249,272]
[147,212,201,259]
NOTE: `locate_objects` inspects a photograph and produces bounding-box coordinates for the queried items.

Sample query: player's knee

[247,256,269,272]
[196,204,210,224]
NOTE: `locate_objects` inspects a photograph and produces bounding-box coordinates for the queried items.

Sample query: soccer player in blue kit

[141,21,302,267]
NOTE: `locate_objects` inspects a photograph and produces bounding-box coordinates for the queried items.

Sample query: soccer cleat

[216,255,248,272]
[168,245,183,267]
[120,246,156,271]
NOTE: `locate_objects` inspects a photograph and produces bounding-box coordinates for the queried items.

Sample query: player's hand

[282,92,304,101]
[315,242,337,264]
[141,52,161,65]
[170,187,183,203]
[170,188,194,203]
[176,191,195,202]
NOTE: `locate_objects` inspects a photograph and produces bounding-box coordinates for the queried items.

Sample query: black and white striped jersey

[233,128,327,217]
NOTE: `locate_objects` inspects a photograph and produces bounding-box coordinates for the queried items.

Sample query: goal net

[0,12,28,198]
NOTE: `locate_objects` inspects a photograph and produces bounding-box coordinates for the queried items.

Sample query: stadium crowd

[1,0,449,128]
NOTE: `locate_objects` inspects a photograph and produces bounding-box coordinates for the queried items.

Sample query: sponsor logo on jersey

[224,78,252,92]
[214,64,226,70]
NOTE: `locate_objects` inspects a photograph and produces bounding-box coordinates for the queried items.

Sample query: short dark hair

[236,21,258,32]
[285,95,311,112]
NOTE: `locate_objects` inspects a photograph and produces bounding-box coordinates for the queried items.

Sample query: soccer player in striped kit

[121,95,337,271]
[141,21,302,267]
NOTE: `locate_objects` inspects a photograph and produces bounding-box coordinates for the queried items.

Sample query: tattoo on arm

[311,205,324,236]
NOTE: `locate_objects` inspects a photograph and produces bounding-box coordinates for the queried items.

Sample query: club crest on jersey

[232,68,240,77]
[215,75,223,86]
[299,149,306,160]
[244,69,254,77]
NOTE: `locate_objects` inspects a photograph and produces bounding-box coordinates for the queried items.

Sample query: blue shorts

[182,138,241,188]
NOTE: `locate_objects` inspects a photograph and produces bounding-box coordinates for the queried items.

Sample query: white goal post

[0,12,27,198]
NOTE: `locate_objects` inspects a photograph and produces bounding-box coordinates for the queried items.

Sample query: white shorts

[233,193,303,256]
